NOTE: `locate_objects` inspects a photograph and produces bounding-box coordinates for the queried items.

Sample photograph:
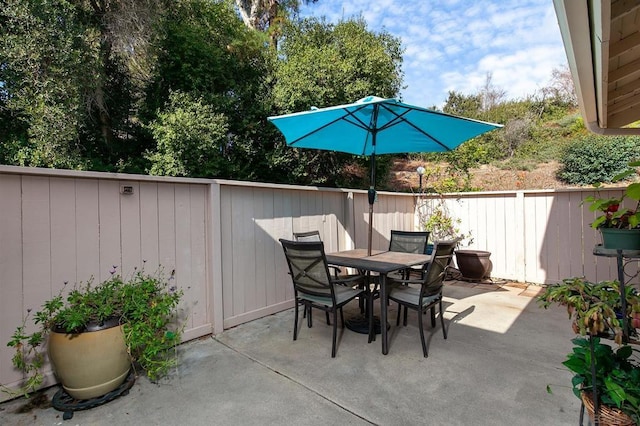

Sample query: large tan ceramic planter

[48,320,131,400]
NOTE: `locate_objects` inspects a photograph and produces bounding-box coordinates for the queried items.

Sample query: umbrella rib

[288,105,372,147]
[377,104,453,151]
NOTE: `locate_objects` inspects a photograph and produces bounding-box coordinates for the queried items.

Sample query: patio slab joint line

[212,336,377,425]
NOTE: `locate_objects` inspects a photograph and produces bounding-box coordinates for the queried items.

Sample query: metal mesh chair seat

[387,286,440,307]
[298,285,365,306]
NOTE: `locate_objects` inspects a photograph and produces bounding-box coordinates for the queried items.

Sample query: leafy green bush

[557,136,640,185]
[146,91,229,178]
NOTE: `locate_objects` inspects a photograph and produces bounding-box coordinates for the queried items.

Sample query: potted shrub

[3,266,183,400]
[418,195,472,249]
[538,277,640,424]
[564,337,640,425]
[417,193,491,280]
[583,162,640,250]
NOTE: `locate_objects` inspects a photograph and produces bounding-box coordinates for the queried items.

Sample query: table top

[326,250,432,274]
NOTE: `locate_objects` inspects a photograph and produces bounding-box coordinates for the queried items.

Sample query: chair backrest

[280,238,334,299]
[389,230,430,254]
[421,240,457,297]
[431,238,461,266]
[293,230,321,242]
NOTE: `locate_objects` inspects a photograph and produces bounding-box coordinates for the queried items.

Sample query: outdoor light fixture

[416,166,426,191]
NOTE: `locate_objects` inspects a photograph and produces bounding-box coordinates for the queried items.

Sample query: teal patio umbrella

[267,96,502,254]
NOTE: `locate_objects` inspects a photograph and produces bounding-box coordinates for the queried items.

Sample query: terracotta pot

[48,318,131,400]
[455,250,492,280]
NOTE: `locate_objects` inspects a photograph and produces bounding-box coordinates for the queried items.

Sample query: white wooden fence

[0,165,634,399]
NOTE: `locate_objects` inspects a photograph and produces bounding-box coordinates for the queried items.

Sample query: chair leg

[403,306,409,326]
[325,311,331,325]
[294,300,299,341]
[368,290,375,343]
[331,309,338,358]
[396,303,402,325]
[430,306,436,327]
[418,307,428,357]
[439,299,448,339]
[308,304,313,328]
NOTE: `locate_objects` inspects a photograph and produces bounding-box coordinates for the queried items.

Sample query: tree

[0,0,165,169]
[442,91,482,119]
[273,17,403,113]
[0,0,89,167]
[542,65,577,107]
[144,0,271,179]
[269,16,404,186]
[234,0,319,47]
[479,73,506,112]
[146,91,230,177]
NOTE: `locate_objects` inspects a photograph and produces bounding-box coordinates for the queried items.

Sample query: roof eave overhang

[553,0,640,135]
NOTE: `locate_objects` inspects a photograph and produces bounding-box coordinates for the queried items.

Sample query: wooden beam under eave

[608,102,640,127]
[607,89,640,111]
[610,31,640,58]
[609,56,640,83]
[608,77,640,100]
[612,0,640,21]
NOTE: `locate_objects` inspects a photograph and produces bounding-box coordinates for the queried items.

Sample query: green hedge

[557,136,640,185]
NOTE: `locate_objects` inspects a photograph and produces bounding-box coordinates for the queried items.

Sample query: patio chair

[280,239,368,357]
[387,240,456,357]
[388,230,431,279]
[293,230,368,321]
[389,230,431,254]
[293,231,344,277]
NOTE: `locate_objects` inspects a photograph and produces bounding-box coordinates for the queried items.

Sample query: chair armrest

[328,265,342,277]
[387,277,424,286]
[332,274,365,286]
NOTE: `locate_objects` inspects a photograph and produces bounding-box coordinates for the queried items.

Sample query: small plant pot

[48,319,131,400]
[600,228,640,250]
[581,391,635,426]
[455,250,492,280]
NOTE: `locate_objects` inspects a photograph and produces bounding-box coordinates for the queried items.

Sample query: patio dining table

[325,249,432,355]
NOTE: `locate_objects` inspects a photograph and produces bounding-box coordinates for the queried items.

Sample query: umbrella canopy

[267,96,502,253]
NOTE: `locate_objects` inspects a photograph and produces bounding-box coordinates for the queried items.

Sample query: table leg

[380,273,388,355]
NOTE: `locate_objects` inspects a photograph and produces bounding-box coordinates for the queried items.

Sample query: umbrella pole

[367,153,376,256]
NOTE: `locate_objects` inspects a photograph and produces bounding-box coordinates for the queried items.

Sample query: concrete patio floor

[0,280,582,425]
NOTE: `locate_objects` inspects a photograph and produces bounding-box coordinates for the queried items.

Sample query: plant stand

[51,371,135,421]
[583,246,640,425]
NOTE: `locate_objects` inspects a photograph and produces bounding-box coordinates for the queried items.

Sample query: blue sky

[299,0,568,108]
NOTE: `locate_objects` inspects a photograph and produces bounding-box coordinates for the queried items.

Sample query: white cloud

[300,0,568,107]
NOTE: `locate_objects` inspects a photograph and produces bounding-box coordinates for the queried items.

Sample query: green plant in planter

[417,194,472,244]
[583,161,640,229]
[538,277,640,344]
[563,337,640,424]
[584,182,640,229]
[3,267,184,397]
[538,277,640,422]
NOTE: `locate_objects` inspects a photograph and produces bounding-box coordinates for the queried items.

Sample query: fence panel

[424,189,639,284]
[3,165,639,400]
